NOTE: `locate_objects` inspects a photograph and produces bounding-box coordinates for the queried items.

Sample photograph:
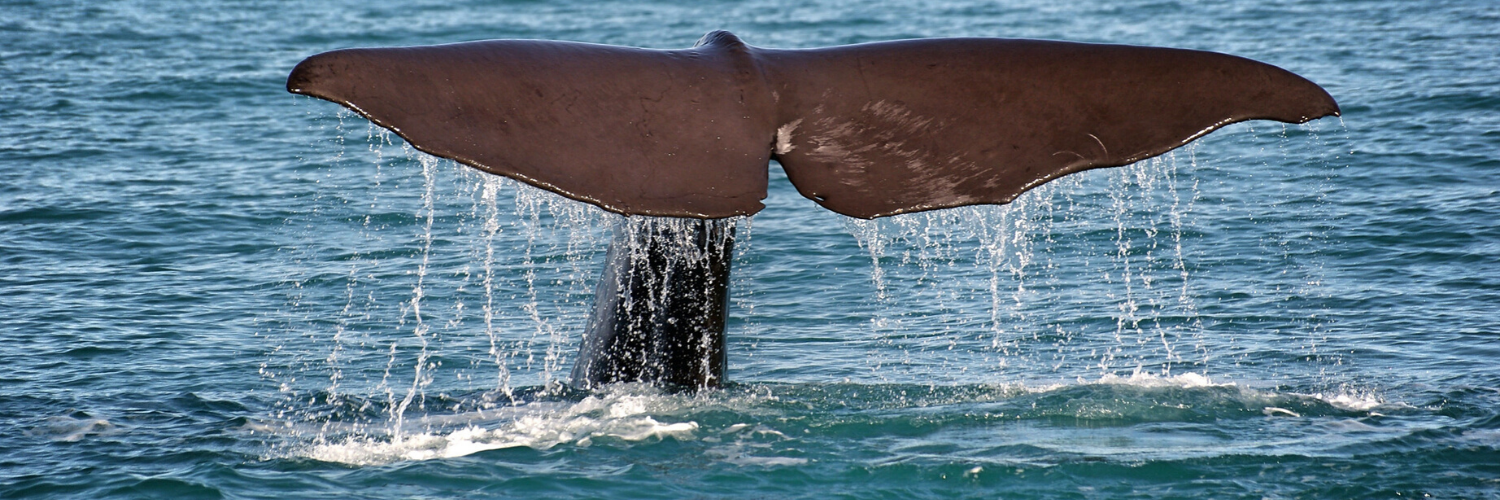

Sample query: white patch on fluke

[774,119,802,155]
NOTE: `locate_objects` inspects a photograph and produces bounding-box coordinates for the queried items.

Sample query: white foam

[1262,407,1301,417]
[1079,370,1228,389]
[702,423,806,467]
[1079,373,1396,415]
[302,388,700,466]
[1301,388,1390,413]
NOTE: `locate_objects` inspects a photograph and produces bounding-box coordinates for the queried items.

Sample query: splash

[270,121,1343,463]
[283,376,1398,467]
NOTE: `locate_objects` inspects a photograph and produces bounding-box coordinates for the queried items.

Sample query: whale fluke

[760,38,1340,218]
[288,34,776,218]
[288,31,1338,219]
[289,32,1340,389]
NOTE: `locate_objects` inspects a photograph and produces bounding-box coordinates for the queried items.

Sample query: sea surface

[3,0,1498,498]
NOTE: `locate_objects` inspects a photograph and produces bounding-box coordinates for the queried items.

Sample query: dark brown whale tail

[287,31,1338,219]
[288,31,1338,390]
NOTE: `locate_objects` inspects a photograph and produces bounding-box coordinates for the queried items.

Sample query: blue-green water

[4,0,1498,497]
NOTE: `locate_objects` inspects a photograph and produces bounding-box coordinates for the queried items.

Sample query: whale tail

[287,31,1338,219]
[288,32,1339,389]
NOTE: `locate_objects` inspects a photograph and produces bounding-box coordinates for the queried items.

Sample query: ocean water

[3,0,1498,497]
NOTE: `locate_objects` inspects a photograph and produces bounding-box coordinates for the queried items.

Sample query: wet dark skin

[288,31,1338,220]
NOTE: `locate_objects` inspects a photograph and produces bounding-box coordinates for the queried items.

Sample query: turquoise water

[4,0,1498,497]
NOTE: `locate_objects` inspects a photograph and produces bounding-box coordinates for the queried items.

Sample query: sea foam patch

[1065,371,1397,415]
[1079,370,1224,389]
[302,388,699,466]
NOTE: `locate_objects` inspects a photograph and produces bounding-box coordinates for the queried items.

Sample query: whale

[288,31,1339,390]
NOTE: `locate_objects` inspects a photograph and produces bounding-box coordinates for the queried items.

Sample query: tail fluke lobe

[288,35,776,218]
[762,39,1340,218]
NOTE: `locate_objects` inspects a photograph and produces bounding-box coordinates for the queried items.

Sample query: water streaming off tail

[835,128,1336,385]
[268,118,1339,456]
[268,120,615,441]
[572,216,738,387]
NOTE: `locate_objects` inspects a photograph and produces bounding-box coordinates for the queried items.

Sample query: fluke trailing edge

[289,31,1339,389]
[287,31,1339,220]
